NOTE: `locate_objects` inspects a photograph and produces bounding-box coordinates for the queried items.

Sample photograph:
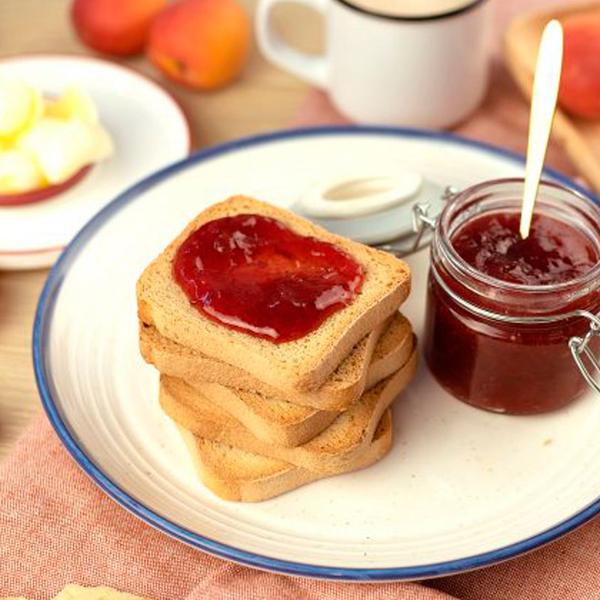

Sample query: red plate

[0,164,92,207]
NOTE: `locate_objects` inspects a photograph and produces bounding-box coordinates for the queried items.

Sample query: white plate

[34,127,600,581]
[0,54,190,270]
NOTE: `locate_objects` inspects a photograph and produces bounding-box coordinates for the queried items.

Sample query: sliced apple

[0,149,46,193]
[17,117,113,184]
[45,86,99,124]
[0,78,43,140]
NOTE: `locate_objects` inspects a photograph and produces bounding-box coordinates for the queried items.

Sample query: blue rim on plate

[33,125,600,581]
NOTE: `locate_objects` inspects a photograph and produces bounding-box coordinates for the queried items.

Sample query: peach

[147,0,251,90]
[72,0,167,56]
[558,12,600,119]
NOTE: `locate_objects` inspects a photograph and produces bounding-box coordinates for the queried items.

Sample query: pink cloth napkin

[2,1,598,598]
[4,415,600,600]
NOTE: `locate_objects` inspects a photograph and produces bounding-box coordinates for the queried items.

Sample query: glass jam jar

[421,179,600,414]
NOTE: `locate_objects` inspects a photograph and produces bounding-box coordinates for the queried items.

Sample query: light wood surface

[504,1,600,192]
[0,0,317,460]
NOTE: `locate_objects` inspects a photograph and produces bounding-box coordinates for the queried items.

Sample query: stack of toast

[137,196,416,502]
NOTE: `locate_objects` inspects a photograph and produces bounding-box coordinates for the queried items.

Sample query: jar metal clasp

[569,312,600,394]
[374,185,458,256]
[411,186,457,253]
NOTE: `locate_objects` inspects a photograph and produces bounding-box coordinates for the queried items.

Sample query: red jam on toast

[173,214,364,343]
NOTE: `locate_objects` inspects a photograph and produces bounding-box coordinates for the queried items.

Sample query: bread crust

[160,348,417,475]
[137,196,411,391]
[142,313,414,446]
[177,411,393,502]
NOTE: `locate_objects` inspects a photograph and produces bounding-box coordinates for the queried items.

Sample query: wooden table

[0,0,319,460]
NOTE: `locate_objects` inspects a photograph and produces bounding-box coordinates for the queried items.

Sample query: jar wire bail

[569,313,600,394]
[409,186,457,253]
[373,186,456,257]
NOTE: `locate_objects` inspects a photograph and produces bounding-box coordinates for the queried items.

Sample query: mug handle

[256,0,329,89]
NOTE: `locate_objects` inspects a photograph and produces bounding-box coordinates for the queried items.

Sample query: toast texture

[141,311,412,412]
[140,314,395,411]
[137,196,411,392]
[160,347,417,474]
[366,315,415,390]
[178,410,393,502]
[190,381,339,447]
[182,314,414,447]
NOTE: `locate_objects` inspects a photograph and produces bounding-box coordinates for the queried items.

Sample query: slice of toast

[137,196,411,392]
[141,311,412,412]
[177,410,393,502]
[192,381,339,448]
[366,316,416,390]
[3,586,153,600]
[184,319,415,447]
[160,348,417,474]
[52,587,151,600]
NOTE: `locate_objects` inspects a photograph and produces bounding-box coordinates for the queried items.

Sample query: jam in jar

[424,179,600,414]
[173,213,364,343]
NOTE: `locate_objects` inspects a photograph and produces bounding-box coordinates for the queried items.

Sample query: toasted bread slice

[3,586,153,600]
[178,410,393,502]
[141,310,412,413]
[137,196,411,392]
[183,317,414,447]
[160,348,417,474]
[193,382,339,448]
[366,317,415,390]
[52,586,151,600]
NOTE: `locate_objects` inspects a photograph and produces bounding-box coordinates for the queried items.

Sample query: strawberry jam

[423,180,600,414]
[451,212,598,285]
[173,213,364,343]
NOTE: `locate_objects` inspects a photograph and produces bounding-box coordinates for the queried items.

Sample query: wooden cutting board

[504,1,600,193]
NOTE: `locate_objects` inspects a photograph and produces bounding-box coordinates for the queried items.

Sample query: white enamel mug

[256,0,491,127]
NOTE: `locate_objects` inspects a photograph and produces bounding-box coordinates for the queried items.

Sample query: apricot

[72,0,167,56]
[147,0,251,90]
[558,12,600,119]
